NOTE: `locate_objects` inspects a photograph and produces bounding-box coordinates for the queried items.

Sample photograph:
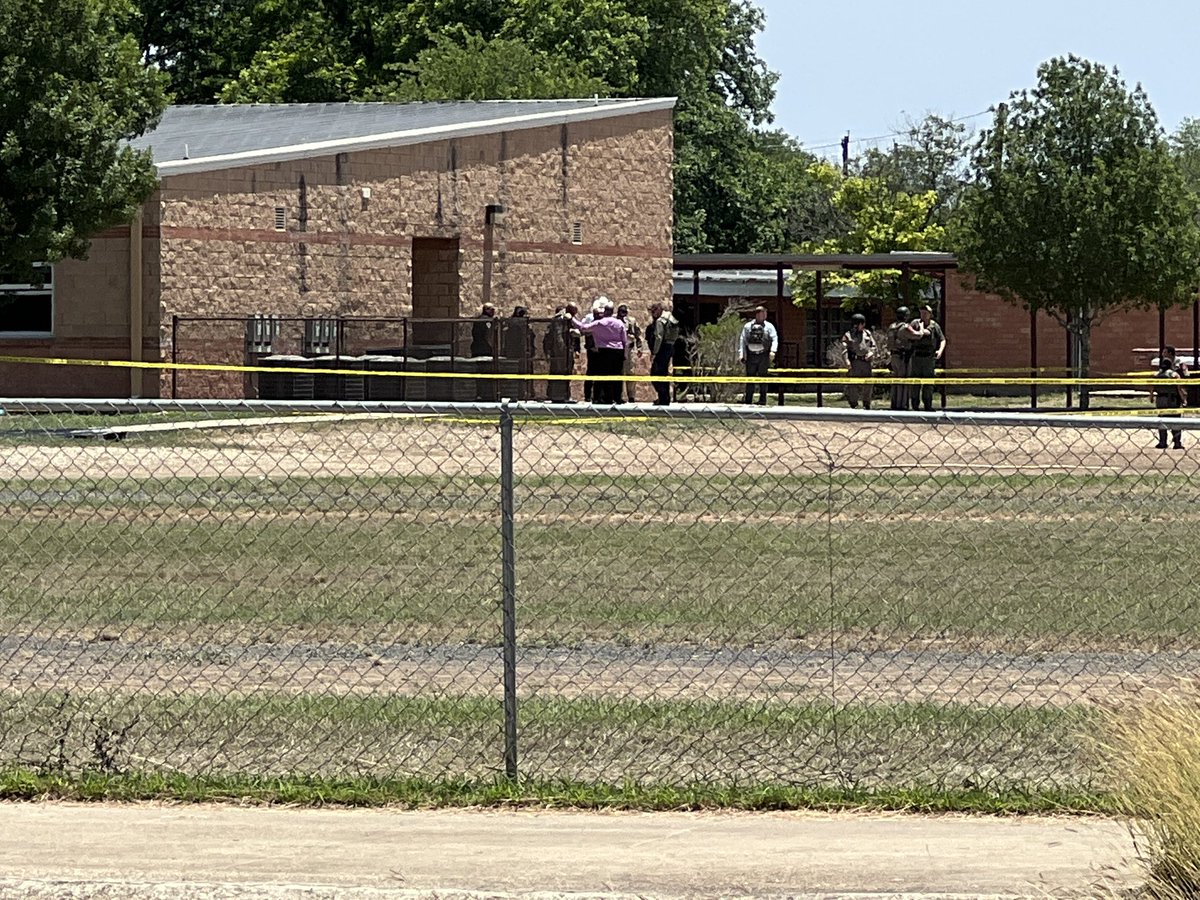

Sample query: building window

[805,305,852,366]
[0,264,53,336]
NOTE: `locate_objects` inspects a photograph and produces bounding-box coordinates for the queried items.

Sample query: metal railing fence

[2,399,1199,793]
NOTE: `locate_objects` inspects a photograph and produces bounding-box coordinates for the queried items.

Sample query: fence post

[499,401,519,780]
[171,315,179,400]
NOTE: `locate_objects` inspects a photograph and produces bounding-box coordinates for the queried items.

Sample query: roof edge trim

[155,97,677,176]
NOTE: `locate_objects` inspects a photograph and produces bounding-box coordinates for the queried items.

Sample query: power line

[801,109,992,152]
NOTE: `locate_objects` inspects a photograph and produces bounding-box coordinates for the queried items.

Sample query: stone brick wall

[151,109,674,396]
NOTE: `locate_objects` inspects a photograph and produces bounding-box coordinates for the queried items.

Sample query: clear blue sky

[754,0,1199,158]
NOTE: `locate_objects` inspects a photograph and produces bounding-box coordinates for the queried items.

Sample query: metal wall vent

[274,207,286,231]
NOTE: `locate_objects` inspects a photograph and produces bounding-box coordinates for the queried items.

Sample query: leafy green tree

[0,0,166,276]
[134,0,261,103]
[857,113,970,226]
[630,0,782,251]
[132,0,786,252]
[1170,117,1200,198]
[790,164,946,308]
[383,31,609,101]
[500,0,648,95]
[954,56,1200,407]
[216,7,362,102]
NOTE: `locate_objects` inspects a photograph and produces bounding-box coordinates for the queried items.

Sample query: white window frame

[0,264,54,337]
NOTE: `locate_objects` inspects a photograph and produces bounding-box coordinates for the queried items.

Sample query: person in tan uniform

[842,313,876,409]
[617,303,643,403]
[886,306,912,411]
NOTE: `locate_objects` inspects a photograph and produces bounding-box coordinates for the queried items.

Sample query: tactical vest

[746,321,768,353]
[911,325,937,356]
[1156,367,1182,407]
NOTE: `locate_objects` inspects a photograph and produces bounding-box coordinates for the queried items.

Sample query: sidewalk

[0,802,1139,898]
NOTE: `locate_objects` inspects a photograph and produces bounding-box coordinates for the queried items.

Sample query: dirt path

[4,635,1195,706]
[2,415,1195,481]
[0,802,1140,898]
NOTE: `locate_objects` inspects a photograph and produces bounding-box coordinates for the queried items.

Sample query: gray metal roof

[131,99,675,176]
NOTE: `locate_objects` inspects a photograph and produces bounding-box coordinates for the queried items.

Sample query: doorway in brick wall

[411,237,461,353]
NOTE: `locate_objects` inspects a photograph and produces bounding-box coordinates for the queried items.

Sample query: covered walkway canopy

[672,252,958,272]
[673,252,956,377]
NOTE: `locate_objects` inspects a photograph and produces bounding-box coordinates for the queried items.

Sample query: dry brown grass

[1102,696,1200,898]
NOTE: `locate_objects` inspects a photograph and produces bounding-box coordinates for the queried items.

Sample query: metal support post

[1029,308,1038,410]
[499,402,518,780]
[815,270,824,407]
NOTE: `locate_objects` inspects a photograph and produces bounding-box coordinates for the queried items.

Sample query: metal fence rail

[1,399,1198,792]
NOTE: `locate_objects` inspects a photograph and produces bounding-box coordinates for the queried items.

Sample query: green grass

[0,471,1193,645]
[0,448,1190,800]
[0,689,1100,795]
[0,767,1115,814]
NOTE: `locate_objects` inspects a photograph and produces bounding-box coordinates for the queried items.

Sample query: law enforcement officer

[1154,349,1186,450]
[617,303,643,403]
[470,302,496,357]
[738,306,778,405]
[907,303,946,412]
[887,306,912,410]
[543,302,578,402]
[841,313,876,409]
[646,301,680,406]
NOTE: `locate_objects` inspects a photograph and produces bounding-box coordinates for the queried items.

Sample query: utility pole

[841,133,850,176]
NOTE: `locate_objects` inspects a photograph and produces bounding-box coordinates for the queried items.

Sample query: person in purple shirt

[574,297,627,404]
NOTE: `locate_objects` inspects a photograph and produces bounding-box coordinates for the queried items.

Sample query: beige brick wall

[5,107,673,397]
[155,108,674,334]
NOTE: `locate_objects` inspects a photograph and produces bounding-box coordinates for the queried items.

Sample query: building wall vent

[274,207,287,231]
[570,221,583,245]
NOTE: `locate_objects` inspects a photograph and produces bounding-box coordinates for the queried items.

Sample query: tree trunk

[1070,309,1094,410]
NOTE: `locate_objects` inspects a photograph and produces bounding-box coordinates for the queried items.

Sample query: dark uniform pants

[845,358,873,408]
[743,352,770,405]
[910,354,936,411]
[548,352,573,402]
[1157,399,1183,448]
[651,347,673,405]
[890,354,910,410]
[583,347,598,401]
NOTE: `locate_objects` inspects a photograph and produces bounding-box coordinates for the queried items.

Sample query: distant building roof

[674,252,956,271]
[672,269,793,298]
[131,98,676,176]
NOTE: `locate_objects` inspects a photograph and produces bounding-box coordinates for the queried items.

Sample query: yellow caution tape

[0,353,1187,387]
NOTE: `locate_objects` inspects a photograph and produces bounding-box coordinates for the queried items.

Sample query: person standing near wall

[617,303,643,403]
[647,301,680,406]
[738,305,778,406]
[544,303,577,402]
[471,303,496,357]
[841,313,876,409]
[581,298,604,402]
[1154,351,1186,450]
[887,306,912,410]
[503,305,533,400]
[573,297,626,404]
[907,304,946,412]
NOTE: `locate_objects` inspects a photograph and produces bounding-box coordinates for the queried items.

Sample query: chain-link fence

[1,399,1198,793]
